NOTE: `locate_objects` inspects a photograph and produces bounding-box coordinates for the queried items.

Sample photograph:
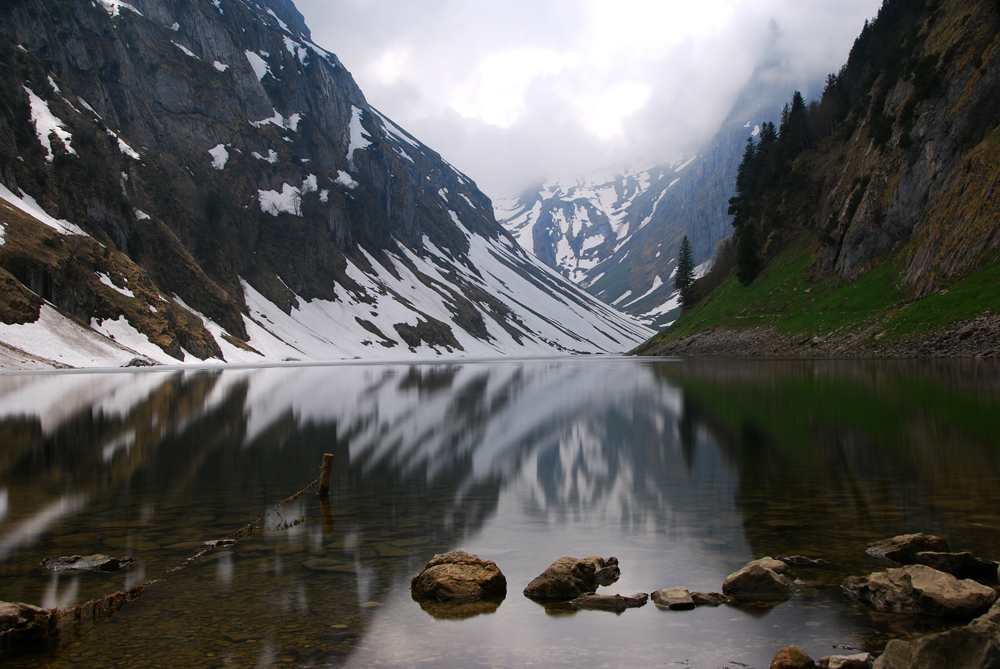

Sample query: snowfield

[0,202,649,370]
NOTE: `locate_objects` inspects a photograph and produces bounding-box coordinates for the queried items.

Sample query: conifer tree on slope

[675,235,695,306]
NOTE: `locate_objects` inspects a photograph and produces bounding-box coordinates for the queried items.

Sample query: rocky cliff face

[815,0,1000,295]
[496,68,802,329]
[0,0,647,367]
[633,0,1000,357]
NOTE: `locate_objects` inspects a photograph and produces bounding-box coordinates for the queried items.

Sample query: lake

[1,357,999,668]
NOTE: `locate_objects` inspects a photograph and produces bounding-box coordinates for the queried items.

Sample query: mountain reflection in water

[0,358,998,668]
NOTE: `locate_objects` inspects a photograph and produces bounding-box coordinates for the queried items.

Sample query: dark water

[1,358,999,668]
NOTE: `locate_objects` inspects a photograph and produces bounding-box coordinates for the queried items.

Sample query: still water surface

[1,357,999,668]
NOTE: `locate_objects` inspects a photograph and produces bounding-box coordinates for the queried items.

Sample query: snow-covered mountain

[496,70,808,329]
[0,0,647,370]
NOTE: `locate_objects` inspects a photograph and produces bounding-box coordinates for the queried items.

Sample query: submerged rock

[569,592,647,613]
[770,645,816,669]
[872,599,1000,668]
[0,601,58,656]
[843,564,997,618]
[778,555,833,568]
[911,551,999,583]
[865,534,949,563]
[40,554,133,573]
[523,556,620,602]
[723,557,797,602]
[410,550,506,604]
[651,587,696,610]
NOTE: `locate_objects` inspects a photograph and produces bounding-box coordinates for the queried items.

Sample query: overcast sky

[295,0,884,199]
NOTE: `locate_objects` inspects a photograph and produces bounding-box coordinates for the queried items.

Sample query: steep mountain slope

[0,0,647,369]
[496,70,802,328]
[634,0,1000,358]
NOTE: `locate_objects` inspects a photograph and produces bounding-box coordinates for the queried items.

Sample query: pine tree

[736,225,762,285]
[674,235,695,305]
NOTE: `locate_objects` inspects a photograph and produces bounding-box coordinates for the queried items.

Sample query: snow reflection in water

[0,358,999,668]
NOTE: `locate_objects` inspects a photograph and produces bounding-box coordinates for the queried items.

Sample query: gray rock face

[569,592,647,613]
[410,550,506,604]
[865,534,950,563]
[872,599,1000,669]
[723,557,797,602]
[40,554,133,572]
[843,564,997,618]
[0,601,58,655]
[523,556,620,602]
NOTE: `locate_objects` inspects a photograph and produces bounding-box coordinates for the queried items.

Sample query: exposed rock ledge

[630,311,1000,358]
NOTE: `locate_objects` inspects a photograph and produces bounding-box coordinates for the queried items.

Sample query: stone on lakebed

[724,557,797,602]
[523,556,620,602]
[410,550,507,604]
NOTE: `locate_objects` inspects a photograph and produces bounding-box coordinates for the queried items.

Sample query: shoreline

[629,311,1000,358]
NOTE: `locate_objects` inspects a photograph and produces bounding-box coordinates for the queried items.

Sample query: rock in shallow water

[911,551,999,583]
[651,587,696,610]
[0,601,58,655]
[817,652,872,668]
[865,533,949,563]
[523,556,620,602]
[770,645,815,668]
[40,554,133,572]
[569,592,647,613]
[724,557,797,602]
[410,550,506,603]
[872,599,1000,668]
[843,564,997,618]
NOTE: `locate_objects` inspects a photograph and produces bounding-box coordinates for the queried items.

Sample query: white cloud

[296,0,883,197]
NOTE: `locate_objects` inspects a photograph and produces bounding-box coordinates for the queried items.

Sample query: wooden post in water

[317,453,334,496]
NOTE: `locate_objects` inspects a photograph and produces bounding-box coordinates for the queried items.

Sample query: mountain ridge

[0,0,647,369]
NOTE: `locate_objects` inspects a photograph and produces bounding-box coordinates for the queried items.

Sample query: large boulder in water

[410,550,506,604]
[0,601,59,655]
[872,599,1000,668]
[866,534,949,563]
[723,557,796,602]
[843,564,997,618]
[523,556,620,602]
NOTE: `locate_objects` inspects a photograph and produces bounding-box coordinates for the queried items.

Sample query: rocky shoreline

[629,311,1000,358]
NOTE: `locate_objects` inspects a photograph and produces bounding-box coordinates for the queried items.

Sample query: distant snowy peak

[496,155,704,328]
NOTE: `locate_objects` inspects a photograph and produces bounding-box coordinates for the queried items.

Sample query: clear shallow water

[0,357,999,668]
